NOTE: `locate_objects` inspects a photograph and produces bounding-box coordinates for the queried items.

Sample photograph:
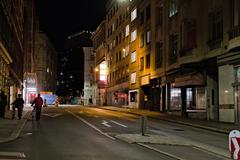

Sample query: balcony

[228,26,240,51]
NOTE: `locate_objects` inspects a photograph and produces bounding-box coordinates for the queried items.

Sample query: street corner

[115,133,191,146]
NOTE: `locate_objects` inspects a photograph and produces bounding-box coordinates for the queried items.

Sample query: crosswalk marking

[111,120,128,128]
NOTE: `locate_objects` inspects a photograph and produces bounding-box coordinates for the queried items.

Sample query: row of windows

[107,3,130,38]
[108,66,129,84]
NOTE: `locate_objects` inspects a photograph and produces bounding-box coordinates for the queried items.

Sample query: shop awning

[173,72,205,88]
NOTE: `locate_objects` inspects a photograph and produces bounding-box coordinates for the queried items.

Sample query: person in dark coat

[0,91,7,118]
[12,94,24,119]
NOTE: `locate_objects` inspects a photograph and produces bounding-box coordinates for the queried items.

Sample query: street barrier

[140,115,147,136]
[229,130,240,159]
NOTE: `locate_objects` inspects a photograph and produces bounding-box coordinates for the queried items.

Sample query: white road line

[42,113,63,118]
[67,110,115,140]
[138,143,185,160]
[102,120,112,127]
[0,152,26,158]
[111,120,128,128]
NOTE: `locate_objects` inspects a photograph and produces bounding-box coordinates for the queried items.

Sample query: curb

[138,143,185,160]
[0,111,30,144]
[100,107,229,134]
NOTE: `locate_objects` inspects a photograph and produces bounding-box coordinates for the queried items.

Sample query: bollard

[140,115,147,136]
[229,130,240,159]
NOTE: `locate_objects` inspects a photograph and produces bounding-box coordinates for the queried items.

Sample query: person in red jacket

[31,93,43,121]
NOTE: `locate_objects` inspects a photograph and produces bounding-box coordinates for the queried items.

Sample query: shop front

[23,73,37,104]
[218,52,240,123]
[106,82,128,107]
[169,72,207,118]
[140,75,151,110]
[129,89,139,108]
[150,78,161,111]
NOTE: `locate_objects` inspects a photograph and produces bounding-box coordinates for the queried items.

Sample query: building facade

[23,0,38,104]
[0,0,26,108]
[92,21,107,106]
[105,0,131,106]
[83,47,94,105]
[217,0,240,123]
[33,32,57,103]
[93,0,240,123]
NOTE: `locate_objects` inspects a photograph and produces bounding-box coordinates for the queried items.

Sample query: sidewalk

[0,108,30,144]
[100,106,239,134]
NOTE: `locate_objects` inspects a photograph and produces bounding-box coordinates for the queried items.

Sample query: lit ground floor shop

[106,82,128,107]
[218,51,240,123]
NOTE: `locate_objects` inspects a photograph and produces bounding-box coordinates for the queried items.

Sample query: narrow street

[0,106,229,160]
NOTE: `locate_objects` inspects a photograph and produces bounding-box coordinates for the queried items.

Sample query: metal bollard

[140,115,147,136]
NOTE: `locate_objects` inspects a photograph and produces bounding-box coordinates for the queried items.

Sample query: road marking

[102,120,112,127]
[42,113,63,118]
[138,143,185,160]
[111,120,127,128]
[67,110,115,140]
[0,151,26,159]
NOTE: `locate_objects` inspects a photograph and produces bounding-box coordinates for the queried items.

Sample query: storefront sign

[141,75,150,86]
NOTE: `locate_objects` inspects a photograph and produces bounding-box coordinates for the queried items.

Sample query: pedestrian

[0,91,7,118]
[43,99,47,107]
[31,93,43,121]
[11,94,24,120]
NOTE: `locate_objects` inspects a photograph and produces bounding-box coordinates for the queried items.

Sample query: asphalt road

[0,107,176,160]
[0,106,229,160]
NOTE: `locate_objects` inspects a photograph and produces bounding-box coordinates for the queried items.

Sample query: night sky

[36,0,108,96]
[36,0,108,51]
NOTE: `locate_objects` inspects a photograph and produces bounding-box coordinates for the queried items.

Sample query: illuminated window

[131,8,137,21]
[131,72,136,84]
[146,30,151,44]
[169,0,178,17]
[131,30,137,42]
[99,62,107,81]
[125,25,129,37]
[131,51,136,63]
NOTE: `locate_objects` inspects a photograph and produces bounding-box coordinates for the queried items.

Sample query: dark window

[140,11,144,25]
[146,54,150,69]
[169,34,178,64]
[155,42,163,69]
[208,10,223,50]
[180,19,197,56]
[146,5,151,21]
[156,6,163,26]
[140,57,144,71]
[140,34,144,48]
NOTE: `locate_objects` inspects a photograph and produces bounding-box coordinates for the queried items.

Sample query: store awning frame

[173,72,205,88]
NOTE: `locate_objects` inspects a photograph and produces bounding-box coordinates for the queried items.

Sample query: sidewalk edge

[100,107,229,134]
[0,111,30,144]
